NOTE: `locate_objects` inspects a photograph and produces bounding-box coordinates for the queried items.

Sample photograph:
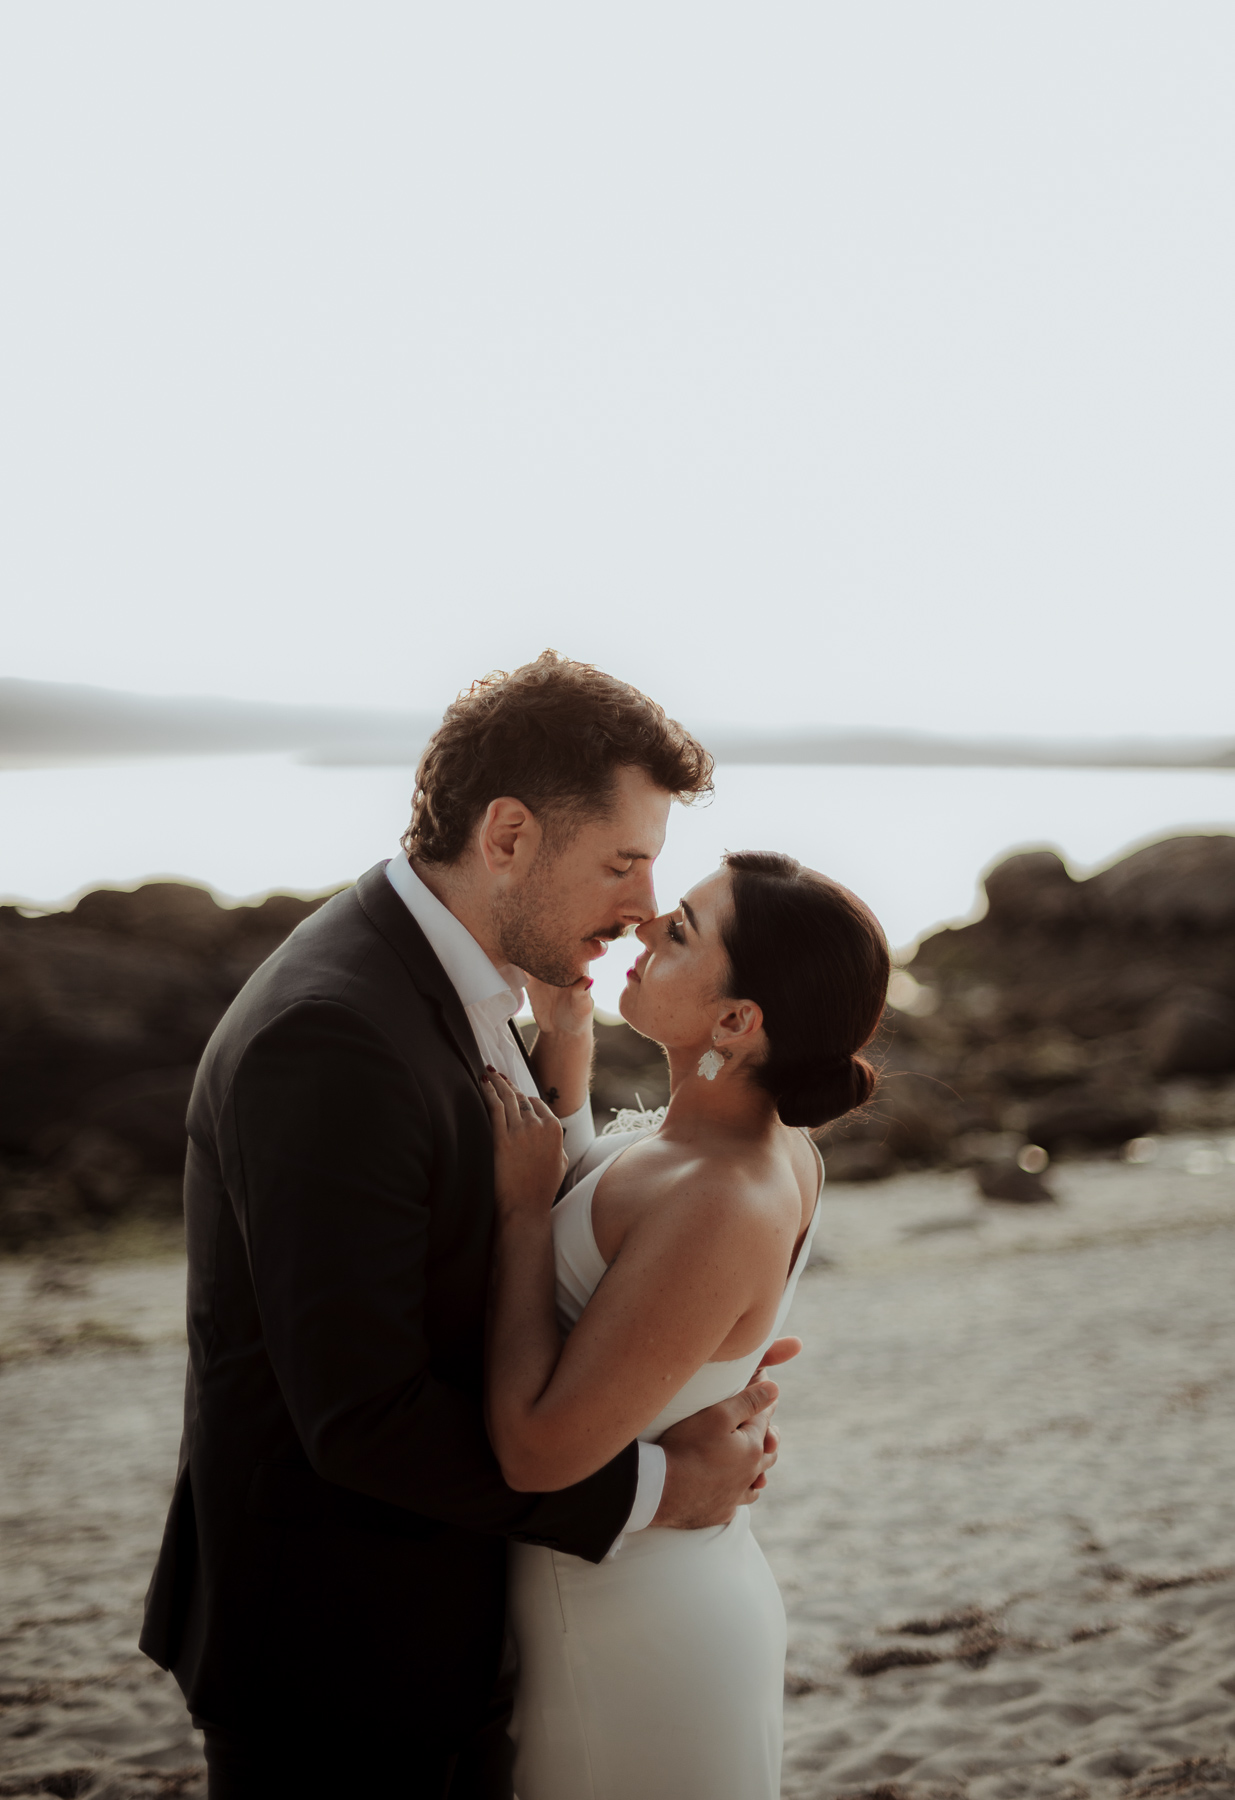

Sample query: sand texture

[1,1151,1233,1799]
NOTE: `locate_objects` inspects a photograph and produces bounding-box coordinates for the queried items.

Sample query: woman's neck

[659,1045,780,1144]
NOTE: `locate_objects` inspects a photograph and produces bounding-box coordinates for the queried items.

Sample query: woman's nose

[634,917,656,948]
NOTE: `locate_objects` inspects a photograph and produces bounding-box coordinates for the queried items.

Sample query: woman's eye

[666,918,686,944]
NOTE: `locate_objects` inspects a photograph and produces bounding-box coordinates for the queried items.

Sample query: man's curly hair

[402,650,713,865]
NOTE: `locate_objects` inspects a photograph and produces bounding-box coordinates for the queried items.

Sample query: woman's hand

[523,972,594,1040]
[483,1068,568,1216]
[523,974,595,1118]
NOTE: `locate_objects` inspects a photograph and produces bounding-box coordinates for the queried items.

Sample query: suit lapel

[508,1017,544,1099]
[354,863,487,1092]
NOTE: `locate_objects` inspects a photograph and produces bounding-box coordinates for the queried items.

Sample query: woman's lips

[625,964,641,982]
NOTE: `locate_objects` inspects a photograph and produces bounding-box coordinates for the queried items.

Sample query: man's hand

[755,1335,802,1380]
[650,1338,801,1530]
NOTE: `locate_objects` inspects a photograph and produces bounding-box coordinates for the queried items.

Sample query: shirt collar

[385,851,523,1015]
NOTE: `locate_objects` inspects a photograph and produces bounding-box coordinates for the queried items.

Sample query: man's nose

[621,867,658,924]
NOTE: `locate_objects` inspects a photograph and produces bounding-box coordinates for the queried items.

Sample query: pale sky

[2,4,1232,739]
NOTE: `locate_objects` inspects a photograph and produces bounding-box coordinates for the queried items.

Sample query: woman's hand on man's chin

[523,972,595,1039]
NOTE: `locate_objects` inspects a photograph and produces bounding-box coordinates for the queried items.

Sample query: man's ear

[477,797,543,877]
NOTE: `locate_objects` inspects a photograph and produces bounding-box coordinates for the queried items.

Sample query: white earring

[697,1047,725,1081]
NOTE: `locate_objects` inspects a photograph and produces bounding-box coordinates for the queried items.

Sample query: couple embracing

[141,651,889,1798]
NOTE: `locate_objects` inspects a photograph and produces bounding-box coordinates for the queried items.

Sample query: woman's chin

[617,985,665,1050]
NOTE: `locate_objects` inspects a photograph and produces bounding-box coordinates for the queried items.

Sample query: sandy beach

[1,1149,1232,1800]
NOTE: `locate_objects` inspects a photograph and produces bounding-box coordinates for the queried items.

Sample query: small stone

[974,1158,1055,1203]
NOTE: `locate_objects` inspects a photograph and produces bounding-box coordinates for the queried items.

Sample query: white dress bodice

[550,1125,823,1442]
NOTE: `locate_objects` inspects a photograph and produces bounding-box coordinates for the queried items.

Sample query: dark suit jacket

[140,863,637,1741]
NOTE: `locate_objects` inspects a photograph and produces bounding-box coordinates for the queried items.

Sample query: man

[141,651,787,1797]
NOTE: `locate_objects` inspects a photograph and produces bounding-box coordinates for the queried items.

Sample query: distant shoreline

[4,676,1235,772]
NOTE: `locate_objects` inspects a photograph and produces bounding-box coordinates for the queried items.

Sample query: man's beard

[491,860,626,988]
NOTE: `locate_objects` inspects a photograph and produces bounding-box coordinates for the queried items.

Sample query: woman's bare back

[590,1120,819,1361]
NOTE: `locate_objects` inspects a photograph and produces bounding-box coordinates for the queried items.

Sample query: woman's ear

[713,999,763,1054]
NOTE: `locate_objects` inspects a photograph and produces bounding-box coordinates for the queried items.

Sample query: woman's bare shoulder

[629,1133,802,1249]
[591,1127,792,1265]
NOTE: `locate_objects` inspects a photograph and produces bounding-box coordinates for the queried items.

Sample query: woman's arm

[524,972,594,1121]
[482,1071,790,1493]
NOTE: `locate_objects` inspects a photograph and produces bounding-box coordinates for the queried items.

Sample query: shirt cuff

[560,1098,596,1173]
[604,1442,666,1560]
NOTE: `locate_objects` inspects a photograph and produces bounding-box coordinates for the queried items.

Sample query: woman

[481,850,888,1800]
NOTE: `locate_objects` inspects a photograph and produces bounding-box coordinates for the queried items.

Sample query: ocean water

[2,757,1233,1017]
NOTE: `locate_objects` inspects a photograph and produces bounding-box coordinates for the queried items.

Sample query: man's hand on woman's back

[651,1336,801,1530]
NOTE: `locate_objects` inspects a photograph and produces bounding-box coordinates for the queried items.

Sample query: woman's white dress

[507,1126,823,1800]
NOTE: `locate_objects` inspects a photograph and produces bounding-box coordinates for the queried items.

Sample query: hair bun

[775,1052,878,1129]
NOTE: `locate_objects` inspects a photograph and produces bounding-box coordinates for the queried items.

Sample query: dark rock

[813,1068,960,1182]
[0,1164,83,1247]
[1025,1087,1158,1154]
[70,880,239,954]
[1085,834,1235,934]
[876,1071,961,1161]
[965,1026,1092,1093]
[590,1018,669,1121]
[1146,989,1235,1078]
[0,880,336,1240]
[1064,968,1174,1039]
[0,886,328,1158]
[820,1138,898,1182]
[2,886,673,1240]
[5,831,1235,1241]
[52,1126,146,1218]
[974,1159,1055,1203]
[77,1067,198,1173]
[901,832,1235,1169]
[983,850,1082,929]
[0,926,226,1150]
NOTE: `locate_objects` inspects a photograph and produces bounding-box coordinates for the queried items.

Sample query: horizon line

[2,675,1234,773]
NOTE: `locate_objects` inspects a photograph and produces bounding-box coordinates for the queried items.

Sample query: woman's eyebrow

[679,899,700,934]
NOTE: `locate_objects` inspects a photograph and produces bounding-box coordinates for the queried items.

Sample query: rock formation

[820,833,1235,1180]
[0,881,667,1245]
[0,885,332,1244]
[3,831,1233,1241]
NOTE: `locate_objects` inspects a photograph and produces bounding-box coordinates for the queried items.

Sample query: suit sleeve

[221,999,637,1562]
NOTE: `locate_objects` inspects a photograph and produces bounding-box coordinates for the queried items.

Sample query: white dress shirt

[385,852,665,1543]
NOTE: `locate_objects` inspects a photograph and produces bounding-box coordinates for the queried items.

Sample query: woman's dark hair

[403,650,713,865]
[720,851,889,1129]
